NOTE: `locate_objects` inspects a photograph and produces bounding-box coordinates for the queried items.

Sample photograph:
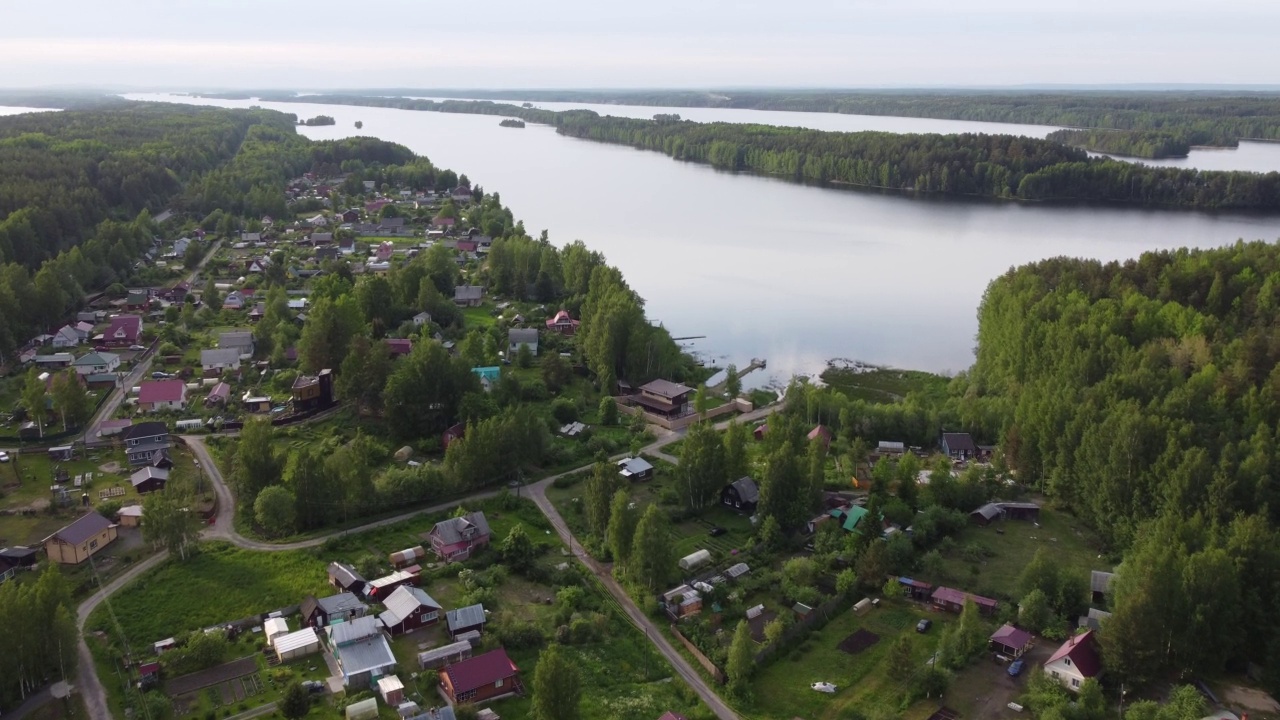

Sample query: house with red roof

[989,624,1034,658]
[1044,630,1101,691]
[385,338,412,357]
[930,586,998,615]
[808,425,834,450]
[138,379,187,412]
[105,315,143,346]
[545,310,580,336]
[438,648,521,704]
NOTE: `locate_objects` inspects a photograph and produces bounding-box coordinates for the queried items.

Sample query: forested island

[235,95,1280,210]
[1045,128,1191,158]
[324,89,1280,148]
[299,114,336,126]
[499,118,526,128]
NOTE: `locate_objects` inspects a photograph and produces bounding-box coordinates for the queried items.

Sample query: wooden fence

[669,624,726,684]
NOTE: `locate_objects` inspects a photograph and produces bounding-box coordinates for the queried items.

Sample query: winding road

[76,405,779,720]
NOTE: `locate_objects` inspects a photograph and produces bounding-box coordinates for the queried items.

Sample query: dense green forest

[960,242,1280,686]
[249,96,1280,210]
[353,89,1280,147]
[0,103,414,359]
[1045,128,1192,159]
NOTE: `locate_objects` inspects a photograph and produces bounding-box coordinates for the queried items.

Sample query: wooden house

[429,512,491,562]
[633,379,693,419]
[438,649,521,705]
[377,586,442,636]
[721,477,759,513]
[43,512,117,564]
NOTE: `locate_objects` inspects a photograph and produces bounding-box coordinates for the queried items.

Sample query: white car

[0,451,10,463]
[811,682,837,694]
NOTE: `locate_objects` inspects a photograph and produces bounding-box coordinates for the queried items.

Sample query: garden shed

[679,549,712,571]
[274,627,321,662]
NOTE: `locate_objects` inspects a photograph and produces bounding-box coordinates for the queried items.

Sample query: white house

[412,312,432,327]
[72,352,120,376]
[51,326,81,349]
[200,348,241,375]
[1044,630,1102,692]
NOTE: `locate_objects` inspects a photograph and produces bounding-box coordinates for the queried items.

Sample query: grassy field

[86,542,331,643]
[820,364,950,404]
[751,601,954,720]
[921,506,1109,600]
[461,305,497,328]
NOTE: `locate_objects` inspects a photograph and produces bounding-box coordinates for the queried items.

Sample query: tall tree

[501,524,536,572]
[583,462,618,540]
[723,421,751,484]
[254,485,296,538]
[531,643,582,720]
[142,491,201,561]
[20,369,46,437]
[50,371,89,430]
[286,445,338,531]
[677,422,727,512]
[231,418,283,508]
[297,294,364,373]
[383,340,479,440]
[607,490,638,566]
[726,620,755,692]
[630,504,674,590]
[336,334,393,415]
[724,364,742,399]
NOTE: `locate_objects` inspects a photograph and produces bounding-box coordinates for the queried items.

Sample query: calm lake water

[118,94,1280,382]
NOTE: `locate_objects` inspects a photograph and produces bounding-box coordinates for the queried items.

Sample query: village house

[808,425,834,450]
[72,351,120,376]
[51,325,81,349]
[43,512,117,564]
[545,310,580,335]
[125,290,151,311]
[366,569,421,601]
[73,321,94,341]
[341,209,360,223]
[339,237,356,255]
[378,585,442,636]
[454,285,484,307]
[122,422,171,466]
[0,547,39,581]
[33,353,75,368]
[138,379,186,412]
[931,586,999,615]
[617,456,655,482]
[970,501,1041,526]
[941,431,977,460]
[385,338,412,357]
[450,185,473,203]
[438,649,521,705]
[96,418,132,438]
[633,379,694,419]
[1090,570,1114,605]
[412,311,432,327]
[1044,630,1102,691]
[446,603,488,638]
[302,592,370,629]
[429,512,491,562]
[129,466,168,494]
[200,348,241,377]
[205,382,231,407]
[324,615,397,689]
[292,369,335,411]
[173,237,191,256]
[222,290,246,310]
[442,422,466,450]
[218,331,255,358]
[105,315,142,346]
[507,328,539,357]
[721,477,759,513]
[328,561,367,594]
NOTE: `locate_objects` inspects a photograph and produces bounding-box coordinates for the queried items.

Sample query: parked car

[129,344,146,351]
[0,452,9,463]
[709,526,727,537]
[150,371,170,379]
[916,619,932,633]
[1007,659,1025,677]
[302,680,326,694]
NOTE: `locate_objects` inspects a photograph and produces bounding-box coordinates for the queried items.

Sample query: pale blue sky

[3,0,1277,88]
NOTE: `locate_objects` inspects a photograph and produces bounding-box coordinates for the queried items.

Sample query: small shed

[154,638,176,654]
[1090,570,1115,605]
[970,503,1003,526]
[263,617,290,645]
[118,505,144,527]
[377,675,405,706]
[679,549,712,571]
[48,446,74,461]
[346,698,379,720]
[724,563,750,581]
[274,627,321,662]
[989,624,1034,658]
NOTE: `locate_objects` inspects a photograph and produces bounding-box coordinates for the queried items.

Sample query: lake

[120,93,1280,383]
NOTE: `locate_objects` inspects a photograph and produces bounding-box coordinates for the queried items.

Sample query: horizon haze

[4,0,1278,89]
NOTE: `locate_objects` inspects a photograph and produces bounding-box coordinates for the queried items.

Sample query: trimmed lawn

[461,305,497,328]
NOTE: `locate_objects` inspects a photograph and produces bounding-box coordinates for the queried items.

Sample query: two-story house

[122,422,171,466]
[428,512,491,563]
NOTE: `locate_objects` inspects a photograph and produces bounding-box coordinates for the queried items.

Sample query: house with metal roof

[1044,630,1102,691]
[617,456,654,482]
[302,591,369,628]
[446,603,488,638]
[633,379,693,418]
[989,624,1034,658]
[325,616,397,689]
[417,640,474,669]
[43,512,117,564]
[129,466,169,494]
[328,561,366,593]
[1090,570,1115,604]
[931,586,999,615]
[200,348,241,376]
[274,627,321,662]
[429,512,491,563]
[507,328,539,358]
[941,431,977,460]
[122,422,170,466]
[72,351,119,376]
[438,648,521,704]
[721,477,758,513]
[378,586,442,636]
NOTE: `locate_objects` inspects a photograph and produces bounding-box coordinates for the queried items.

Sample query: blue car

[1007,659,1025,677]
